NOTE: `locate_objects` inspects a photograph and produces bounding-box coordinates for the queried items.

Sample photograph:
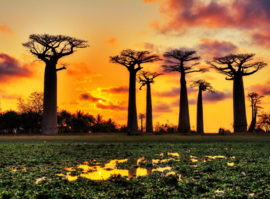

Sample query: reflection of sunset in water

[56,152,237,181]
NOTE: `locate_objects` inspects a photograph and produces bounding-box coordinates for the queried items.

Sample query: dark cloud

[153,87,197,98]
[101,86,129,94]
[251,31,270,47]
[188,98,197,105]
[203,90,232,103]
[79,93,106,102]
[144,0,270,34]
[96,102,127,111]
[153,87,180,97]
[153,102,174,113]
[0,53,33,82]
[248,81,270,95]
[197,38,238,59]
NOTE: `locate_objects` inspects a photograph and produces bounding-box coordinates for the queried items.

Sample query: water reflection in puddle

[57,158,177,181]
[56,151,236,181]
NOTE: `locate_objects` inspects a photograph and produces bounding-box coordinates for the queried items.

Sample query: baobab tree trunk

[179,73,190,133]
[128,72,139,135]
[233,75,247,132]
[197,88,204,133]
[248,108,257,132]
[42,61,58,135]
[146,84,153,132]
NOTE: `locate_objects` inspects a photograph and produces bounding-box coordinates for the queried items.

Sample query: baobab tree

[23,34,89,135]
[207,54,266,132]
[137,71,162,132]
[138,113,146,133]
[247,92,264,132]
[110,49,161,135]
[162,50,207,133]
[191,80,215,134]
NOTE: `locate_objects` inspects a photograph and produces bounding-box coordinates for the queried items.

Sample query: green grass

[1,133,270,143]
[0,134,270,198]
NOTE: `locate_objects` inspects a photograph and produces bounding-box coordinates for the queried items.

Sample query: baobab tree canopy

[207,53,267,132]
[137,71,163,90]
[207,54,266,80]
[110,49,161,71]
[191,80,215,133]
[22,34,89,135]
[22,34,89,61]
[162,50,208,73]
[110,49,161,135]
[162,50,208,133]
[191,80,215,93]
[137,71,162,133]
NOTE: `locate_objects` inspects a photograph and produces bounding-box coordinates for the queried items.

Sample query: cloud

[144,0,270,34]
[248,81,270,95]
[188,98,197,105]
[0,22,13,34]
[0,53,34,83]
[96,102,127,111]
[203,90,232,103]
[66,62,101,76]
[197,38,239,59]
[0,93,21,100]
[251,31,270,47]
[169,90,231,106]
[106,37,118,46]
[101,86,129,94]
[79,93,106,102]
[153,102,174,113]
[153,87,197,98]
[152,87,179,97]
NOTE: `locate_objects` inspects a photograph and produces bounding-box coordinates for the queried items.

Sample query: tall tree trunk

[233,75,247,132]
[127,71,139,135]
[248,107,257,132]
[179,73,190,133]
[146,84,153,132]
[42,61,58,135]
[197,88,204,133]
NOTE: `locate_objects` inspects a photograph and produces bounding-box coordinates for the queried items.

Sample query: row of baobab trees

[22,34,267,135]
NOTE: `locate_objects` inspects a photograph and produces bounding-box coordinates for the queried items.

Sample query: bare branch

[110,49,161,73]
[191,79,215,93]
[22,34,89,62]
[207,53,266,80]
[162,50,202,75]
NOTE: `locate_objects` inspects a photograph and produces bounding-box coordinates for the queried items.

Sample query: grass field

[1,134,270,198]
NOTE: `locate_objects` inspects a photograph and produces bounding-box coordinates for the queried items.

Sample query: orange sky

[1,0,270,133]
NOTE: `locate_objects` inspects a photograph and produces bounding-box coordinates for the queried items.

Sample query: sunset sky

[1,0,270,133]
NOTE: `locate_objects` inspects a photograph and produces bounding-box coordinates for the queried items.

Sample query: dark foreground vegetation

[0,137,270,198]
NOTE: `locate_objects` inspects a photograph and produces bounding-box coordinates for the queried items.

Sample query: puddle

[57,158,178,181]
[10,151,237,183]
[56,152,236,181]
[35,177,46,184]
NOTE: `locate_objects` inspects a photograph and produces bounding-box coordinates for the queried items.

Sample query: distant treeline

[0,109,123,134]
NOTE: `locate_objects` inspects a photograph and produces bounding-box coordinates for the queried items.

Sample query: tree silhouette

[57,110,72,133]
[138,113,146,133]
[110,49,161,135]
[137,71,162,132]
[247,92,264,132]
[22,34,89,135]
[18,92,43,114]
[207,54,266,132]
[162,50,207,133]
[191,80,215,134]
[257,112,270,132]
